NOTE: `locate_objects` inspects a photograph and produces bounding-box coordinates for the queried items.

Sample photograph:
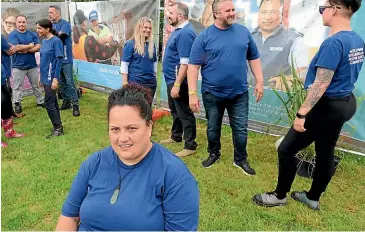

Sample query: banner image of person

[160,0,365,151]
[68,0,159,92]
[1,2,68,96]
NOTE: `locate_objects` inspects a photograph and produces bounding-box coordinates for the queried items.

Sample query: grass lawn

[2,89,365,230]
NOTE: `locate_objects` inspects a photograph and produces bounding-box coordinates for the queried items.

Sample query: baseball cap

[89,10,98,21]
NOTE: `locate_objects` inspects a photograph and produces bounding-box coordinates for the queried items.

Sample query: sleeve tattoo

[302,67,335,109]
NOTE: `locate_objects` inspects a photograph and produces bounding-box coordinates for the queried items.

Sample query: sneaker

[253,192,287,207]
[36,103,45,108]
[291,191,320,210]
[233,160,256,176]
[202,153,220,168]
[176,149,196,157]
[46,126,64,139]
[60,100,71,110]
[14,102,22,114]
[160,138,181,145]
[72,105,81,117]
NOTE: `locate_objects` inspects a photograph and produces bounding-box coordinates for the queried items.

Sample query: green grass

[2,90,365,230]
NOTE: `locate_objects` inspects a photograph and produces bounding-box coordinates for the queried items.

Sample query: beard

[168,17,178,27]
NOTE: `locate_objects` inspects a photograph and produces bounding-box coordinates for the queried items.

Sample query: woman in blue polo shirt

[120,17,157,100]
[254,0,364,210]
[36,19,64,138]
[56,84,199,231]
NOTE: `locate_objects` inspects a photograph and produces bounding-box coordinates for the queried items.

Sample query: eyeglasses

[4,21,15,27]
[319,5,341,14]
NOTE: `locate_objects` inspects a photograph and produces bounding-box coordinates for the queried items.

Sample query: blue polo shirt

[8,30,40,70]
[189,24,260,99]
[39,36,64,85]
[61,143,199,231]
[1,35,12,79]
[53,19,73,64]
[305,31,364,98]
[121,40,157,88]
[162,22,196,85]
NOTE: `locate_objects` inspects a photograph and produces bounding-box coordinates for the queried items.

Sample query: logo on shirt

[349,47,364,65]
[269,46,284,52]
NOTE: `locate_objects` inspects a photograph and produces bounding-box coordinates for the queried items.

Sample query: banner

[161,0,365,151]
[68,0,159,92]
[1,2,68,95]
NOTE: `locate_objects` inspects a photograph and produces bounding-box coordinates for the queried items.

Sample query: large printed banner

[161,0,365,151]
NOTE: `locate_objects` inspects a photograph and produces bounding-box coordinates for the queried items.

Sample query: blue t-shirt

[122,40,157,88]
[8,30,40,70]
[39,36,64,85]
[53,19,73,64]
[189,24,260,99]
[162,23,196,85]
[61,143,199,231]
[1,35,12,79]
[305,31,364,98]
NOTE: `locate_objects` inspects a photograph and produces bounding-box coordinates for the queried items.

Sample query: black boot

[73,104,80,117]
[46,126,64,139]
[60,100,71,110]
[14,102,22,114]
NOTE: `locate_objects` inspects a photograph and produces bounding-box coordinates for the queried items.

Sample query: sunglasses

[319,5,341,14]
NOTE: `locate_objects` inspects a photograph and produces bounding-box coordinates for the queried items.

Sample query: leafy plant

[73,64,80,87]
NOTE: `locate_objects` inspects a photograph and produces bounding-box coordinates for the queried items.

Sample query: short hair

[16,14,27,20]
[212,0,232,19]
[259,0,284,9]
[49,5,61,14]
[175,2,189,18]
[329,0,362,14]
[107,84,153,124]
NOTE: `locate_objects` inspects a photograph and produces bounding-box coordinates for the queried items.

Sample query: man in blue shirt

[188,0,264,175]
[8,15,45,114]
[161,2,198,157]
[49,5,80,117]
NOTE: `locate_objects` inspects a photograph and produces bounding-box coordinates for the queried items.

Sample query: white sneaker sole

[233,163,255,176]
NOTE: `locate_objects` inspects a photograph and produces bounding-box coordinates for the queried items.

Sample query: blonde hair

[131,17,154,59]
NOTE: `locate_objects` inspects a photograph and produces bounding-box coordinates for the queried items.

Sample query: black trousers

[1,84,14,120]
[44,85,62,129]
[167,82,197,150]
[275,94,357,201]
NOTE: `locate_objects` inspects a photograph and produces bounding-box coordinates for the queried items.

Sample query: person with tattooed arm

[253,0,364,210]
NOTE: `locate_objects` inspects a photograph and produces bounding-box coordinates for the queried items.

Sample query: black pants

[1,84,14,120]
[167,82,197,150]
[44,85,62,129]
[275,94,357,201]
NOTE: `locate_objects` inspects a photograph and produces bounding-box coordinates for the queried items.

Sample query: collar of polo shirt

[176,20,189,29]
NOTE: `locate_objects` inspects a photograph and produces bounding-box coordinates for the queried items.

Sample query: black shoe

[36,103,45,108]
[60,100,71,110]
[233,160,256,176]
[46,126,64,139]
[14,102,22,114]
[202,153,220,168]
[72,105,80,117]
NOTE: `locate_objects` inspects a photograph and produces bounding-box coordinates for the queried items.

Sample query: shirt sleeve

[59,21,71,36]
[8,33,19,45]
[121,41,134,62]
[53,39,64,79]
[288,37,308,68]
[163,177,200,231]
[188,34,205,65]
[315,41,342,71]
[33,32,41,44]
[247,33,260,60]
[176,32,195,63]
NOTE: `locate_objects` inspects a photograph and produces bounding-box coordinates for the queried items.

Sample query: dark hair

[73,9,88,25]
[259,0,284,9]
[16,14,27,20]
[72,26,87,44]
[329,0,362,13]
[107,83,153,124]
[49,5,61,14]
[36,19,58,36]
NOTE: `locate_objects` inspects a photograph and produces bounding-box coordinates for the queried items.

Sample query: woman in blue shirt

[56,84,199,231]
[36,19,64,138]
[120,17,158,100]
[254,0,364,210]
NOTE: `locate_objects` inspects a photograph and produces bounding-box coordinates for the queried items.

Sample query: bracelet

[188,91,197,95]
[174,83,181,87]
[296,112,306,119]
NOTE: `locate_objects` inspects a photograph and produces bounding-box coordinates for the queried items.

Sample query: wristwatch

[296,112,306,119]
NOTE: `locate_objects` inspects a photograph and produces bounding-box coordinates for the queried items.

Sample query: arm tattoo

[302,67,335,109]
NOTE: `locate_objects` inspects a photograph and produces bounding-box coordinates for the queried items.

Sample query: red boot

[1,117,25,138]
[1,141,8,147]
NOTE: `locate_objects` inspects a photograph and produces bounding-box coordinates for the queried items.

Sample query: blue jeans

[60,63,79,105]
[202,91,249,162]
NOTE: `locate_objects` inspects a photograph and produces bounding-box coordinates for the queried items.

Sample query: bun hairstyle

[36,19,58,36]
[107,83,153,124]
